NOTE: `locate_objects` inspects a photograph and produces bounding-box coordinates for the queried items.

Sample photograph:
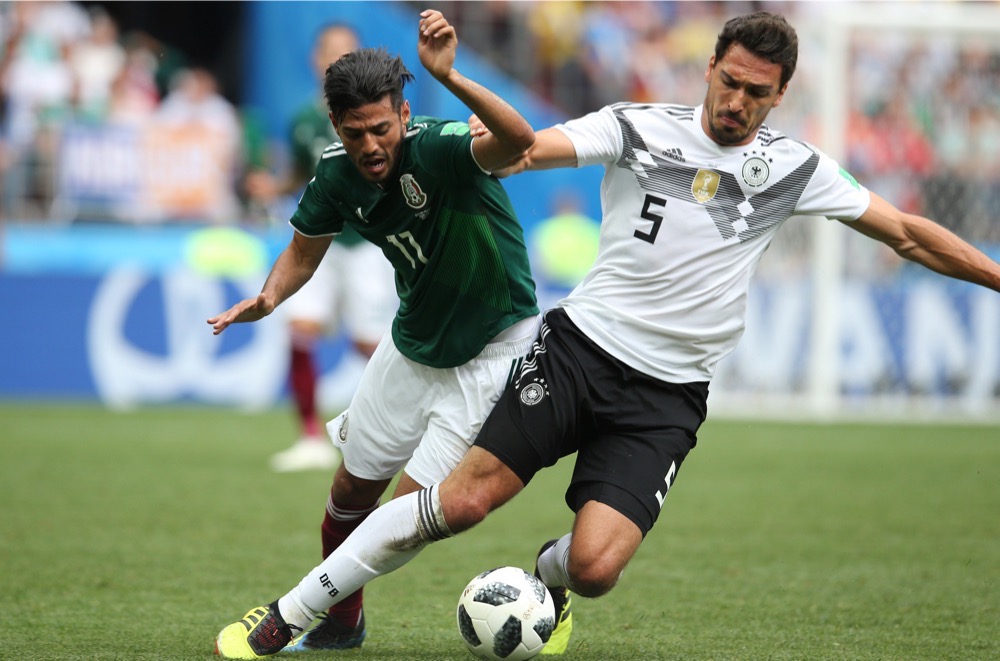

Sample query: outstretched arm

[417,9,534,171]
[846,192,1000,291]
[467,117,581,176]
[478,126,583,178]
[207,232,333,335]
[502,127,579,173]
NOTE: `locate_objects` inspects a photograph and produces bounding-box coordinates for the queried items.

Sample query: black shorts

[475,308,709,536]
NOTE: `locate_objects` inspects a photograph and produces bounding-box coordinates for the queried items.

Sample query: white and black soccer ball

[457,566,556,661]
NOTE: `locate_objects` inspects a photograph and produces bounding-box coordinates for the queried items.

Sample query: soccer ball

[456,566,556,661]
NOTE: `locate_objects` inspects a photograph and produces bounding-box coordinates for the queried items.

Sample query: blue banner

[2,265,997,408]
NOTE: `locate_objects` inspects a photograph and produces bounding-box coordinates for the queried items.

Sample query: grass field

[1,404,997,660]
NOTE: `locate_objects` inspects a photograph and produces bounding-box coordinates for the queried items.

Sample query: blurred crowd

[0,0,261,224]
[1,0,998,244]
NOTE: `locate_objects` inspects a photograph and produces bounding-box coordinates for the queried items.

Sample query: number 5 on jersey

[634,194,667,244]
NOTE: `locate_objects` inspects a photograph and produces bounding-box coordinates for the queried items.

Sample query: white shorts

[283,240,396,344]
[326,315,540,487]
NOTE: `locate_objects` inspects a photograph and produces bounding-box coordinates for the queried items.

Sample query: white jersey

[555,103,871,383]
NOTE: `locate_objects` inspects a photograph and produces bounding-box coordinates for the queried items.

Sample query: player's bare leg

[437,446,526,532]
[534,502,642,655]
[565,502,642,597]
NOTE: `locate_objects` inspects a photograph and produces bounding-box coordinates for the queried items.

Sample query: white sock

[278,485,452,630]
[536,533,573,590]
[277,593,316,633]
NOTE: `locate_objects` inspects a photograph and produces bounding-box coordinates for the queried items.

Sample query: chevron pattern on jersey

[611,106,819,244]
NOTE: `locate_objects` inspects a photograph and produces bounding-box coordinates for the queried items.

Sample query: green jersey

[289,98,364,247]
[290,115,538,368]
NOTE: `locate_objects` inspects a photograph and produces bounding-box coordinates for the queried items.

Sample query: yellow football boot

[535,540,574,655]
[214,602,300,659]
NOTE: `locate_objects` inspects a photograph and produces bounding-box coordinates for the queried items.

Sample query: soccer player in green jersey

[209,9,539,658]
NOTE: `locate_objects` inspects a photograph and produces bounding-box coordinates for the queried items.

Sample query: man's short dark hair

[714,12,798,88]
[323,48,415,124]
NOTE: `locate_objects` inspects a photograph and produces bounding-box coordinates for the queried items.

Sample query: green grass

[1,404,997,660]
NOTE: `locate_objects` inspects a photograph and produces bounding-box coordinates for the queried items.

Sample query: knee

[331,467,383,506]
[441,487,491,533]
[567,553,624,598]
[438,447,524,534]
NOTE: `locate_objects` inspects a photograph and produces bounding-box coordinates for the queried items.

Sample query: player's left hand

[418,9,457,80]
[467,113,489,137]
[207,293,274,335]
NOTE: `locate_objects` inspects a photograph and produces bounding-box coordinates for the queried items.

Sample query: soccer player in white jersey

[213,12,1000,657]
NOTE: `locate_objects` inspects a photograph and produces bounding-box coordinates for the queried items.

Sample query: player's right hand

[207,293,274,335]
[418,9,457,80]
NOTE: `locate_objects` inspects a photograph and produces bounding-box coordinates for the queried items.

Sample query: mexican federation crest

[337,411,349,443]
[326,410,349,445]
[691,169,720,203]
[742,157,770,187]
[400,173,428,209]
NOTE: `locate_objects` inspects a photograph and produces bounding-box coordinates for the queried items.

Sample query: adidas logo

[661,147,685,163]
